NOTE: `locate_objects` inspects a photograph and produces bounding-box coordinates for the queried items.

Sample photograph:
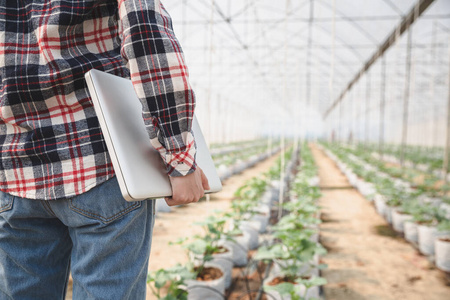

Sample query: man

[0,0,208,299]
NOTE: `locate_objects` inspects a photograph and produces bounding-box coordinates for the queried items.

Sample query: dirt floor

[311,144,450,300]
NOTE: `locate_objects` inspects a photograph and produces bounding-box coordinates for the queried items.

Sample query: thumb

[199,168,210,190]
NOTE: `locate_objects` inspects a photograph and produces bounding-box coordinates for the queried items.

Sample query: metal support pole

[358,73,364,146]
[306,0,314,105]
[278,0,290,220]
[365,73,371,147]
[349,89,354,144]
[339,100,343,143]
[431,22,439,147]
[182,0,187,42]
[400,28,413,167]
[379,56,387,159]
[442,39,450,182]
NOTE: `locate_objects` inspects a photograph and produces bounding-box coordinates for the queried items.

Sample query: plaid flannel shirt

[0,0,197,200]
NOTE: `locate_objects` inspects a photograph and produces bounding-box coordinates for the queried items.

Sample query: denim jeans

[0,177,155,300]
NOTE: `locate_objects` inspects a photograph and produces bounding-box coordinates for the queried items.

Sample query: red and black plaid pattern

[0,0,197,200]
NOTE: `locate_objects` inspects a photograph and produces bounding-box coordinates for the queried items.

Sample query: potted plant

[221,213,250,267]
[185,261,225,300]
[440,196,450,219]
[254,217,327,297]
[384,194,405,225]
[186,214,235,289]
[255,242,327,299]
[413,204,445,255]
[435,220,450,272]
[391,199,417,233]
[264,276,327,300]
[147,264,195,300]
[176,237,226,299]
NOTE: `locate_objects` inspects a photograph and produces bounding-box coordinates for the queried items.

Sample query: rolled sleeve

[117,0,197,176]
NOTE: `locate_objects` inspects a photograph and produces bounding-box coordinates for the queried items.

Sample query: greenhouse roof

[164,0,450,142]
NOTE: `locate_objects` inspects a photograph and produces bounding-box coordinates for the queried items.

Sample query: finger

[200,168,210,190]
[165,197,177,206]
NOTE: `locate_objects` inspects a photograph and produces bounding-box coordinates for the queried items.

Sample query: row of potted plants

[255,143,328,300]
[147,143,328,299]
[326,143,450,219]
[321,143,450,274]
[211,139,271,156]
[346,144,444,194]
[358,142,445,174]
[215,142,282,182]
[147,146,296,299]
[155,141,282,213]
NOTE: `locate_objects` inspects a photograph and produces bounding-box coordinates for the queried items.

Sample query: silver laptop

[85,69,222,201]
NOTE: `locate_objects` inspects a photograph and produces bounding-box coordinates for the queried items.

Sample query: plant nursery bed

[311,144,450,300]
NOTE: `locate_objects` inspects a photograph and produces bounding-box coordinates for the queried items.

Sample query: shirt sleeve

[117,0,196,177]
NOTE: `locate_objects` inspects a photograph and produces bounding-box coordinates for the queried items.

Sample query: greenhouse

[55,0,450,299]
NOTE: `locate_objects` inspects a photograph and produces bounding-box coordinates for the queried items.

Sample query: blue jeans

[0,177,155,300]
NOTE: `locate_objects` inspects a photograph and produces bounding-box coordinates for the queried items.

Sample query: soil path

[146,153,280,299]
[311,144,450,300]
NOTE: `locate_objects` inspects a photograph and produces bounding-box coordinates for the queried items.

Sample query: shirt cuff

[150,131,197,177]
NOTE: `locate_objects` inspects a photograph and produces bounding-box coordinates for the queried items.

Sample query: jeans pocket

[69,177,142,224]
[0,191,13,213]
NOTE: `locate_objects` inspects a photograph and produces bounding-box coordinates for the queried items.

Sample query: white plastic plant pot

[250,213,270,234]
[348,174,357,187]
[224,237,248,267]
[217,164,229,180]
[155,198,171,213]
[271,180,281,189]
[418,224,438,256]
[391,209,413,233]
[435,236,450,272]
[255,203,271,215]
[421,197,442,207]
[269,187,280,204]
[263,187,279,204]
[221,167,233,181]
[441,202,450,219]
[404,221,418,244]
[211,249,234,289]
[260,190,274,206]
[308,176,320,187]
[417,164,428,172]
[374,194,386,217]
[186,262,225,300]
[236,160,248,173]
[360,183,376,201]
[354,179,363,192]
[309,231,320,243]
[393,179,410,190]
[240,222,259,250]
[384,205,393,224]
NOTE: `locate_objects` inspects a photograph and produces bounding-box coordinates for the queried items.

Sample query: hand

[164,167,210,206]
